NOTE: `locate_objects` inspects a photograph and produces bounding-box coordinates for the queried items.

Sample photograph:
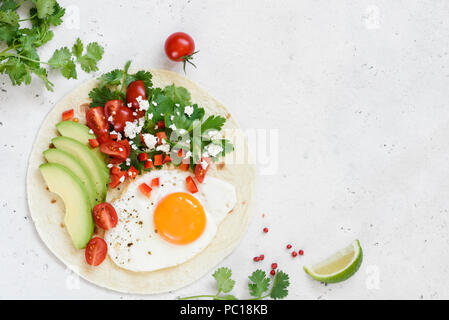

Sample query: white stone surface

[1,0,449,299]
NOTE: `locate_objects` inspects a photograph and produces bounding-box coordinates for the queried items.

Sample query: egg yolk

[153,192,206,245]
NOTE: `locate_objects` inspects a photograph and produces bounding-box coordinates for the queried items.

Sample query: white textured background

[1,0,449,299]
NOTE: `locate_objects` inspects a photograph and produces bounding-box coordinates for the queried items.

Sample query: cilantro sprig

[178,267,290,300]
[0,0,104,90]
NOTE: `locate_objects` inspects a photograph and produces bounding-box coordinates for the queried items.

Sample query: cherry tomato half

[100,140,131,162]
[86,107,108,136]
[104,100,135,132]
[126,80,147,110]
[92,202,118,230]
[165,32,195,62]
[85,237,108,266]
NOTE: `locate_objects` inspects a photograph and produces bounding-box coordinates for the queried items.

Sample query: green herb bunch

[0,0,103,90]
[178,267,290,300]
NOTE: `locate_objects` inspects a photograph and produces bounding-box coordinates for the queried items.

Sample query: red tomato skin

[88,139,99,148]
[144,160,153,169]
[104,100,134,132]
[179,163,190,171]
[86,107,108,136]
[127,166,139,179]
[139,183,152,197]
[109,171,126,188]
[154,154,163,166]
[85,237,108,266]
[126,80,147,109]
[151,177,160,187]
[92,202,118,230]
[165,32,195,61]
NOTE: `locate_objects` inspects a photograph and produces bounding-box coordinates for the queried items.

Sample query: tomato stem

[182,51,199,73]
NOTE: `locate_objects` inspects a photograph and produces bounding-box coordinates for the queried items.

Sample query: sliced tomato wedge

[151,177,160,187]
[62,109,74,121]
[86,106,108,136]
[126,80,147,109]
[85,237,108,266]
[109,170,126,188]
[195,157,211,183]
[88,138,99,148]
[154,154,163,166]
[186,176,198,193]
[92,202,118,230]
[138,183,152,198]
[100,140,130,161]
[104,100,135,132]
[128,166,139,179]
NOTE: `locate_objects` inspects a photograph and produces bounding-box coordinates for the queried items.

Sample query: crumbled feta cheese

[131,144,138,150]
[88,129,94,134]
[156,141,171,154]
[186,139,191,144]
[136,96,150,111]
[142,133,157,150]
[179,129,187,135]
[184,105,194,117]
[200,159,209,169]
[126,158,131,166]
[205,143,223,157]
[170,115,174,120]
[127,103,133,108]
[133,112,137,116]
[119,175,125,183]
[169,124,177,131]
[123,118,144,139]
[207,130,220,140]
[184,151,192,158]
[147,113,153,120]
[107,164,113,168]
[152,101,158,106]
[107,115,113,122]
[175,103,180,107]
[118,147,124,152]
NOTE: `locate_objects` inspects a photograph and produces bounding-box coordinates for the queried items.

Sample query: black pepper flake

[127,243,133,247]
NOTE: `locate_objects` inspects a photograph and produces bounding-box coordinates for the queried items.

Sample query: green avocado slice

[39,163,94,249]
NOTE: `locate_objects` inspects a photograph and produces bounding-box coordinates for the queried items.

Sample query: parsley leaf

[88,86,123,107]
[200,115,226,133]
[35,0,56,19]
[0,9,19,25]
[213,267,235,294]
[77,42,103,73]
[100,69,124,87]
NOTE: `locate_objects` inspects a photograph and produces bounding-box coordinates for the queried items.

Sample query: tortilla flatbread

[26,69,256,294]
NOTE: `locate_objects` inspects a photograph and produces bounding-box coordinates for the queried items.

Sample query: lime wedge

[303,239,363,283]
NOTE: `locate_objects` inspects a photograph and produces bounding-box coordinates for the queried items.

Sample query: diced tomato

[179,163,190,171]
[85,237,108,266]
[138,183,152,198]
[144,160,153,169]
[151,177,160,187]
[185,176,198,193]
[156,131,167,144]
[154,154,163,166]
[109,170,126,188]
[100,140,130,161]
[62,109,74,121]
[163,154,172,164]
[92,202,118,230]
[138,153,149,162]
[110,166,120,175]
[104,100,135,132]
[195,157,211,183]
[157,121,165,129]
[88,139,99,148]
[86,106,108,136]
[127,166,139,179]
[177,149,184,158]
[126,80,147,109]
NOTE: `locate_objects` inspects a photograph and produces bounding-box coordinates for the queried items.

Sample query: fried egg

[104,170,236,272]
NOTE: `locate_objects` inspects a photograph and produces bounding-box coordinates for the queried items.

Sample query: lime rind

[303,239,363,283]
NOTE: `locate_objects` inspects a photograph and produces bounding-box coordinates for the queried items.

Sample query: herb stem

[0,53,54,66]
[178,294,219,300]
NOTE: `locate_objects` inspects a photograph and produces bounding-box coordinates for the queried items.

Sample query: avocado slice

[52,136,108,203]
[56,121,105,162]
[43,148,98,207]
[39,163,94,249]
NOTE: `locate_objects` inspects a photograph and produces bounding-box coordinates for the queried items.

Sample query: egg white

[104,170,236,272]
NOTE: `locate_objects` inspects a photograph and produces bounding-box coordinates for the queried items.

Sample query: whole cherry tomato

[164,32,197,71]
[126,80,146,110]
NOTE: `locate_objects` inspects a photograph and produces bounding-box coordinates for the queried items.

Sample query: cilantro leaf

[100,69,124,86]
[77,42,103,72]
[200,115,226,133]
[213,267,235,294]
[0,0,18,11]
[269,270,290,299]
[71,37,83,58]
[35,0,56,19]
[164,84,191,105]
[0,9,19,25]
[48,46,72,68]
[47,2,65,26]
[248,270,270,298]
[88,86,123,107]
